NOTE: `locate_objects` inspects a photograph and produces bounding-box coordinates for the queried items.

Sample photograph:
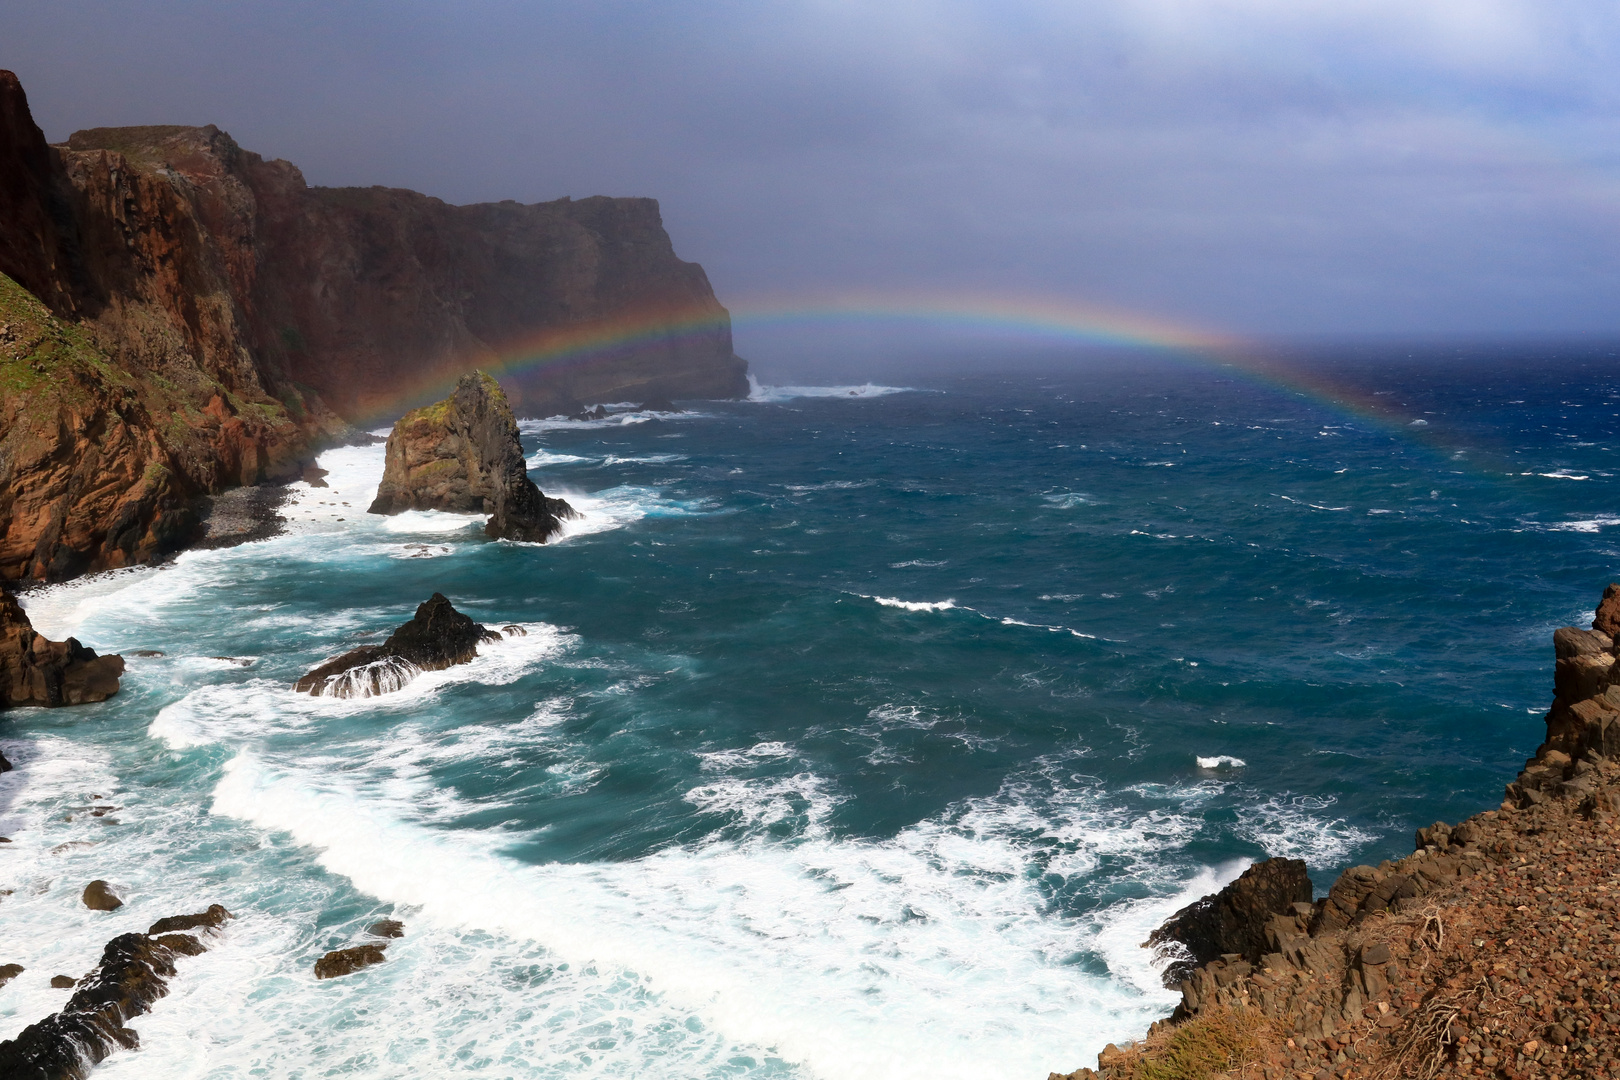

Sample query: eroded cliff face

[0,69,746,581]
[368,371,575,541]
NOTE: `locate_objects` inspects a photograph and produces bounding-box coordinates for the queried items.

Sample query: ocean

[1,352,1617,1079]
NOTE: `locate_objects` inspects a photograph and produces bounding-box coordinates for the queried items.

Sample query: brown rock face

[0,589,123,706]
[369,371,575,541]
[1595,582,1620,637]
[1145,856,1311,984]
[0,69,745,583]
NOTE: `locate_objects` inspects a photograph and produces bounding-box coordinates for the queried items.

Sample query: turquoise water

[1,355,1617,1079]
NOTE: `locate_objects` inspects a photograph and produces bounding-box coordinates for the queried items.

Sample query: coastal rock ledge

[295,593,514,698]
[368,371,576,542]
[1,590,123,706]
[1051,582,1620,1080]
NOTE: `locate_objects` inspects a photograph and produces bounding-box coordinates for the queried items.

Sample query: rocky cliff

[1052,585,1620,1080]
[0,69,746,582]
[368,371,575,541]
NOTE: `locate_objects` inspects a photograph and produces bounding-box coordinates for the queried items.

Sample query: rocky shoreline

[1051,584,1620,1080]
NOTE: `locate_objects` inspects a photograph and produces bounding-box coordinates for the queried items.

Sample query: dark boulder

[314,944,387,980]
[367,919,405,939]
[0,963,22,988]
[147,904,232,935]
[81,880,122,911]
[1145,857,1312,985]
[293,594,500,698]
[0,912,222,1079]
[639,396,680,413]
[368,371,576,542]
[1,591,124,707]
[49,976,75,989]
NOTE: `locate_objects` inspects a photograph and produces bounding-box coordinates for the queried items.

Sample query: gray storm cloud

[5,0,1617,369]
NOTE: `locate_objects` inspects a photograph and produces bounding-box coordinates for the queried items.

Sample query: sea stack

[294,592,517,698]
[0,589,123,706]
[367,372,576,542]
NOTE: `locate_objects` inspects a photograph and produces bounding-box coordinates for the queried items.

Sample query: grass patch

[1131,1010,1270,1080]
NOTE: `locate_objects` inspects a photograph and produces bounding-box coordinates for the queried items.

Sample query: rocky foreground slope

[0,69,745,583]
[1050,585,1620,1080]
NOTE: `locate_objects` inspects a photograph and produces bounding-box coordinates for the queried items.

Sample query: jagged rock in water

[147,904,232,936]
[1,590,123,707]
[0,964,22,988]
[367,919,405,939]
[1145,856,1312,985]
[294,593,500,698]
[0,905,226,1078]
[368,372,577,542]
[314,944,387,980]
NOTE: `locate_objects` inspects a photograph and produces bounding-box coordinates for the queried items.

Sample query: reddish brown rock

[80,880,122,911]
[1595,583,1620,638]
[0,590,123,706]
[0,68,745,584]
[368,371,575,541]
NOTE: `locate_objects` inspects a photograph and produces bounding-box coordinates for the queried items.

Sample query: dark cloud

[5,0,1618,373]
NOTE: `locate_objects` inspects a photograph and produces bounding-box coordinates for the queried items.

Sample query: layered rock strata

[1,589,122,706]
[0,69,745,582]
[368,371,575,541]
[1050,584,1620,1080]
[294,592,512,698]
[0,904,230,1079]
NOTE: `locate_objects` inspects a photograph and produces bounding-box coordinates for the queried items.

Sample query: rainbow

[368,289,1462,459]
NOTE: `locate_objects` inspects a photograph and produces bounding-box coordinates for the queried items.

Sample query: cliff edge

[1052,584,1620,1080]
[0,69,746,582]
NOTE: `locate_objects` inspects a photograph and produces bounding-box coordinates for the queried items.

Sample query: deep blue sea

[2,354,1618,1079]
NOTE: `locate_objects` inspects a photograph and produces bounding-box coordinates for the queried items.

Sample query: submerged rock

[293,593,500,698]
[48,976,74,989]
[1,590,124,707]
[314,944,387,980]
[0,964,21,988]
[0,905,226,1078]
[368,371,577,542]
[366,919,405,939]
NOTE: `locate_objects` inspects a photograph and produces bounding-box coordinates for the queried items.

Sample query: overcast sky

[6,1,1619,371]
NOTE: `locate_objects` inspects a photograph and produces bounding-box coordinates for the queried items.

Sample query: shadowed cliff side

[0,588,122,706]
[0,68,746,581]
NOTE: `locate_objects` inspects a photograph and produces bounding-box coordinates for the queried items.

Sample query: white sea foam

[190,743,1223,1080]
[1537,470,1590,480]
[869,596,957,612]
[526,449,594,467]
[747,375,912,402]
[1043,492,1091,509]
[1195,755,1247,769]
[1234,794,1374,865]
[1541,515,1620,533]
[545,485,716,542]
